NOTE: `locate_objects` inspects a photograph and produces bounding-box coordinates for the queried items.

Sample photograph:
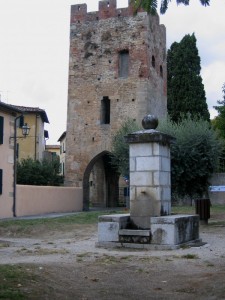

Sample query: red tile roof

[3,103,49,123]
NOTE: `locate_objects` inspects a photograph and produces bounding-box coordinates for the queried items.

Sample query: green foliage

[211,84,225,171]
[158,116,222,199]
[17,158,63,186]
[111,119,141,177]
[167,33,210,123]
[131,0,210,14]
[131,0,157,14]
[212,83,225,139]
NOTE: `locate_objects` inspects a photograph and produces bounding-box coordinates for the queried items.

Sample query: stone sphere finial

[142,114,158,130]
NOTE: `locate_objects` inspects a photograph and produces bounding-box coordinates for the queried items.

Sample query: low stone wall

[16,185,83,217]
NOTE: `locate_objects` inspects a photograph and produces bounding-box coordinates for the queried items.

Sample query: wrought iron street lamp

[21,123,30,137]
[13,116,30,217]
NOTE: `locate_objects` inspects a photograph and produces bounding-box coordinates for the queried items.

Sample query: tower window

[152,55,155,68]
[0,169,2,195]
[160,65,163,78]
[119,50,129,78]
[101,96,110,124]
[0,116,4,144]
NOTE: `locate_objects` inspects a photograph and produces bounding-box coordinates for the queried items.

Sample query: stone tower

[65,0,167,210]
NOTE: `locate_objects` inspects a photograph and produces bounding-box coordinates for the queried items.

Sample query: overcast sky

[0,0,224,144]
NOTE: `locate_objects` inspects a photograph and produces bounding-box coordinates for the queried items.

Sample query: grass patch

[208,220,225,227]
[76,252,93,262]
[0,210,122,236]
[95,254,132,265]
[0,241,10,248]
[172,205,195,215]
[17,247,69,255]
[172,204,225,215]
[181,254,199,259]
[0,205,224,237]
[0,265,36,300]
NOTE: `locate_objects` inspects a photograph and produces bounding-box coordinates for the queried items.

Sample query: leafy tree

[212,83,225,139]
[158,116,222,201]
[131,0,210,14]
[17,158,63,186]
[167,33,210,123]
[211,83,225,172]
[111,116,221,202]
[110,118,141,177]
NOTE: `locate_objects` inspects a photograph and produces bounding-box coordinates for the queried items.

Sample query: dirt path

[0,221,225,299]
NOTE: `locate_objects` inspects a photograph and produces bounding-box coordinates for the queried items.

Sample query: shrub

[17,157,63,186]
[158,116,223,200]
[110,118,141,177]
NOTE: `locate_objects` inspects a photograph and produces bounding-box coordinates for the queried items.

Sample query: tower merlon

[70,0,139,24]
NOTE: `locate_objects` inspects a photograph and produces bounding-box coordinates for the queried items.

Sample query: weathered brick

[65,1,167,208]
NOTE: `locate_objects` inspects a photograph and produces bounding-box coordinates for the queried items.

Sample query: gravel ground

[0,216,225,299]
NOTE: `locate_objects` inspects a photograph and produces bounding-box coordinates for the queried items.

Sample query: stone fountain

[96,115,200,249]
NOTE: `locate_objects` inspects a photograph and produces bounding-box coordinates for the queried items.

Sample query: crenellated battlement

[70,0,138,24]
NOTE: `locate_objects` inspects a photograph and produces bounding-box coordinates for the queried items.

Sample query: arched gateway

[83,151,119,210]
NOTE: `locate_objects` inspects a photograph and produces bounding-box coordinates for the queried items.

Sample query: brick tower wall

[65,0,167,187]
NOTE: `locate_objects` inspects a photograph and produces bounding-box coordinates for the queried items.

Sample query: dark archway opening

[83,151,125,211]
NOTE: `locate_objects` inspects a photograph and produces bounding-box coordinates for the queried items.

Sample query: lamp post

[13,116,30,217]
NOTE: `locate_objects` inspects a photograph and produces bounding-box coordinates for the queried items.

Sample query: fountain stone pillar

[125,115,175,229]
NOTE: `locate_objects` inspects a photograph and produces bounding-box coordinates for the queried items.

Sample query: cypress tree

[167,33,210,123]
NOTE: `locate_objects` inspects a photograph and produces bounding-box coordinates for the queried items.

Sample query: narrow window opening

[101,96,110,124]
[152,55,155,68]
[160,65,163,78]
[0,169,2,195]
[16,143,19,159]
[78,6,81,11]
[107,2,110,7]
[0,116,4,145]
[119,50,129,78]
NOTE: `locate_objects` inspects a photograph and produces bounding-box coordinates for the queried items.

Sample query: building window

[0,169,2,195]
[152,56,155,68]
[101,96,110,124]
[0,116,4,145]
[16,143,19,159]
[62,163,65,176]
[160,65,163,78]
[119,50,129,78]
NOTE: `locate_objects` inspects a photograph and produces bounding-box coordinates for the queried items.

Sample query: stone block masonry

[125,127,175,229]
[96,213,201,250]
